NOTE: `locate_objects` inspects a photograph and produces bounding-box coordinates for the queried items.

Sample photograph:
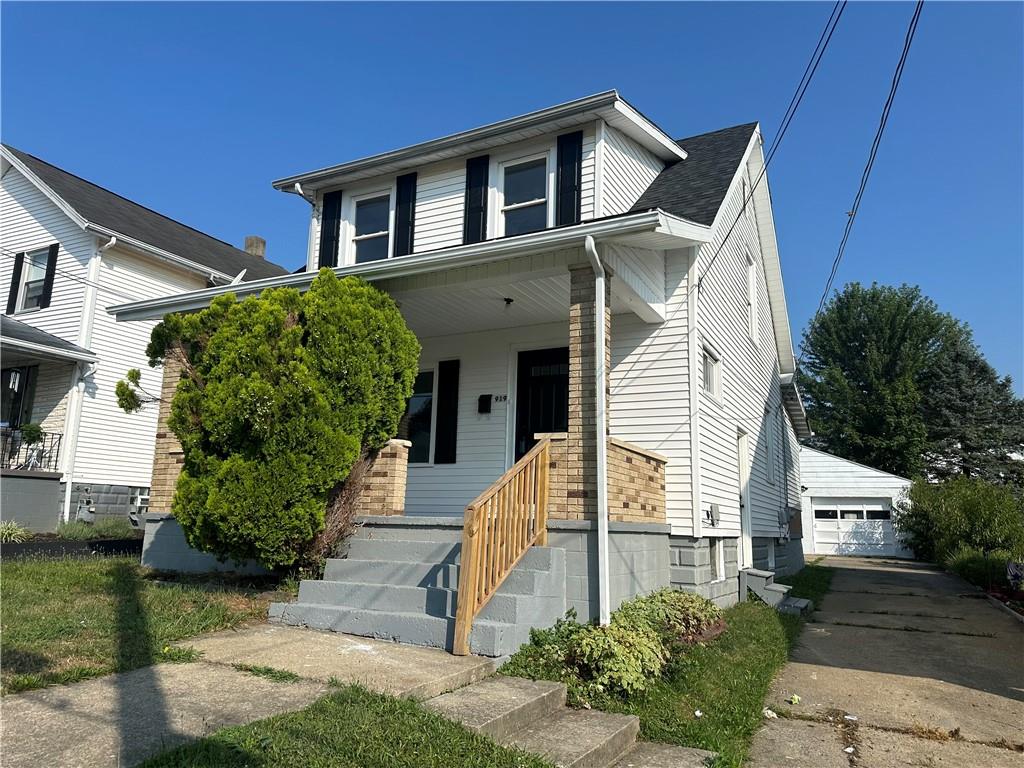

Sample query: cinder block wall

[547,519,671,622]
[669,535,740,607]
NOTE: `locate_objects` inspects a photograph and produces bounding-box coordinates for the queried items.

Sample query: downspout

[584,235,611,626]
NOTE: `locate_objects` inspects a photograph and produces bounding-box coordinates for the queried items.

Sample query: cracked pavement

[748,556,1024,767]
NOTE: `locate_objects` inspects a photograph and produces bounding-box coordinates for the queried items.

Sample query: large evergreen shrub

[118,269,420,569]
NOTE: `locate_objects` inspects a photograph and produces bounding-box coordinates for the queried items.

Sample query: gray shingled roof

[3,145,288,281]
[1,315,96,361]
[631,122,758,226]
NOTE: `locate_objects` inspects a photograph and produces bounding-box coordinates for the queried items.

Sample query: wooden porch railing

[452,437,551,656]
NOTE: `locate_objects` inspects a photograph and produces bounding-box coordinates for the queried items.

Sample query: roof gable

[630,122,757,226]
[2,145,288,281]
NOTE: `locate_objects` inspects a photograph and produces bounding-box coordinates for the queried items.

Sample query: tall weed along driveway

[749,556,1024,767]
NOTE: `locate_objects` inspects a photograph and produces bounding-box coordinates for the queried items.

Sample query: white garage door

[811,497,908,557]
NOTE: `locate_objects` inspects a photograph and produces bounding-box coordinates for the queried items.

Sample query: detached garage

[799,446,913,558]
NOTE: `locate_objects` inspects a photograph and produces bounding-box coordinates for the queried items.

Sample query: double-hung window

[500,155,549,237]
[352,192,392,264]
[19,249,49,312]
[702,346,721,400]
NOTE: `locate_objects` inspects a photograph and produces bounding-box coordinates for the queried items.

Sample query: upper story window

[702,346,721,400]
[499,154,551,237]
[18,248,49,312]
[352,192,392,264]
[746,250,759,342]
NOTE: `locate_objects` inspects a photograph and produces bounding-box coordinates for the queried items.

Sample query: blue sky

[3,2,1021,389]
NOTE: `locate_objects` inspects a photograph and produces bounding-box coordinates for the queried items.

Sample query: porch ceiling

[391,273,636,338]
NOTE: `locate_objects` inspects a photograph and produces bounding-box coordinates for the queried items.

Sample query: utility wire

[809,0,924,325]
[695,0,847,295]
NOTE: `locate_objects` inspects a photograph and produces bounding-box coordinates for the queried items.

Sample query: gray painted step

[345,538,460,564]
[778,596,814,617]
[353,523,464,543]
[761,583,792,607]
[611,742,716,767]
[426,677,567,741]
[502,708,640,768]
[271,602,524,657]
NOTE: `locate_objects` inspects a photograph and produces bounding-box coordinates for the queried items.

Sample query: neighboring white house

[113,91,812,653]
[0,145,287,529]
[799,445,913,558]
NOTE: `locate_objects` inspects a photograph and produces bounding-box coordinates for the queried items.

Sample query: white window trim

[340,183,396,266]
[746,249,759,343]
[701,343,722,403]
[407,366,439,466]
[490,144,556,239]
[765,407,777,485]
[15,247,50,315]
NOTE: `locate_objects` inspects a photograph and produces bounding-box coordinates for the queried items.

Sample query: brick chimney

[244,235,266,259]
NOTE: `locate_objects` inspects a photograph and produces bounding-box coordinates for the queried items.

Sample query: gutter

[2,339,98,364]
[85,224,233,284]
[111,210,710,322]
[584,235,612,627]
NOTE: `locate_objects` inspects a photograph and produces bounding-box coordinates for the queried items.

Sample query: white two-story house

[113,91,811,656]
[1,145,287,530]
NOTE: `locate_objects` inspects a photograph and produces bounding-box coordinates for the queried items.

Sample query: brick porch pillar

[567,264,611,520]
[149,354,185,514]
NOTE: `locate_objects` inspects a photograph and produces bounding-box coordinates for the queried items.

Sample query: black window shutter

[319,190,343,268]
[433,359,460,464]
[463,155,489,244]
[38,243,59,309]
[556,131,584,227]
[6,252,25,314]
[394,172,417,257]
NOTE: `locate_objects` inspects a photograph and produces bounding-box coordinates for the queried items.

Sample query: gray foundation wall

[669,535,740,608]
[547,520,671,622]
[1,470,63,532]
[753,536,805,577]
[142,514,266,574]
[67,482,145,519]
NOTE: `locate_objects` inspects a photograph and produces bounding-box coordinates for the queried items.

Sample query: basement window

[710,538,726,583]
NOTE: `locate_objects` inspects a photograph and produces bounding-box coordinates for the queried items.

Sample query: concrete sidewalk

[748,557,1024,768]
[0,625,497,768]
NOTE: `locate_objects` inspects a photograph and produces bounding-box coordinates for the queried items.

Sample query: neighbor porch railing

[0,427,62,473]
[453,437,551,656]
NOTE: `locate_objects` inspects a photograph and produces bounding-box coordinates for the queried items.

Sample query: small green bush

[945,545,1012,591]
[18,423,43,445]
[613,588,722,650]
[57,518,138,541]
[0,520,32,543]
[501,589,722,706]
[895,477,1024,562]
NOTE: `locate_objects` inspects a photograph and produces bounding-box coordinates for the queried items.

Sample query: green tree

[118,269,420,569]
[799,283,958,477]
[921,330,1024,485]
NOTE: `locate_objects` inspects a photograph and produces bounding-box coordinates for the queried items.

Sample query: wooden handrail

[452,437,550,655]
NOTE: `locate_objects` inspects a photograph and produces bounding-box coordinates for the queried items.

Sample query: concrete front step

[761,583,792,607]
[503,708,640,768]
[270,601,529,657]
[354,515,465,542]
[344,537,461,564]
[778,595,814,617]
[611,742,717,767]
[297,579,565,625]
[426,676,567,741]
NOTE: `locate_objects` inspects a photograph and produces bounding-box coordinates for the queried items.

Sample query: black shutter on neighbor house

[556,131,584,227]
[433,359,460,464]
[38,243,59,309]
[394,172,417,257]
[319,190,343,268]
[463,155,489,244]
[6,252,25,314]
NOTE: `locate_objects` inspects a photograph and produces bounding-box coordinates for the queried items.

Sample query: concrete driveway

[749,556,1024,767]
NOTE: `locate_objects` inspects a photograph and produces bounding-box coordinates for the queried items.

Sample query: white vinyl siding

[404,321,567,516]
[579,126,597,221]
[609,248,693,533]
[413,160,466,253]
[29,362,75,434]
[72,247,205,487]
[695,151,790,539]
[600,126,664,216]
[1,167,93,343]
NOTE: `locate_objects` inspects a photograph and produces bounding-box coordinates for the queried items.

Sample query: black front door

[514,347,569,460]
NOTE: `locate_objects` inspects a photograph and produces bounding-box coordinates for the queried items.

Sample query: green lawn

[139,684,551,768]
[0,556,272,694]
[776,559,834,609]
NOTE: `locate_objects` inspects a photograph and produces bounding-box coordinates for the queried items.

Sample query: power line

[695,1,848,295]
[0,247,155,304]
[807,1,925,337]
